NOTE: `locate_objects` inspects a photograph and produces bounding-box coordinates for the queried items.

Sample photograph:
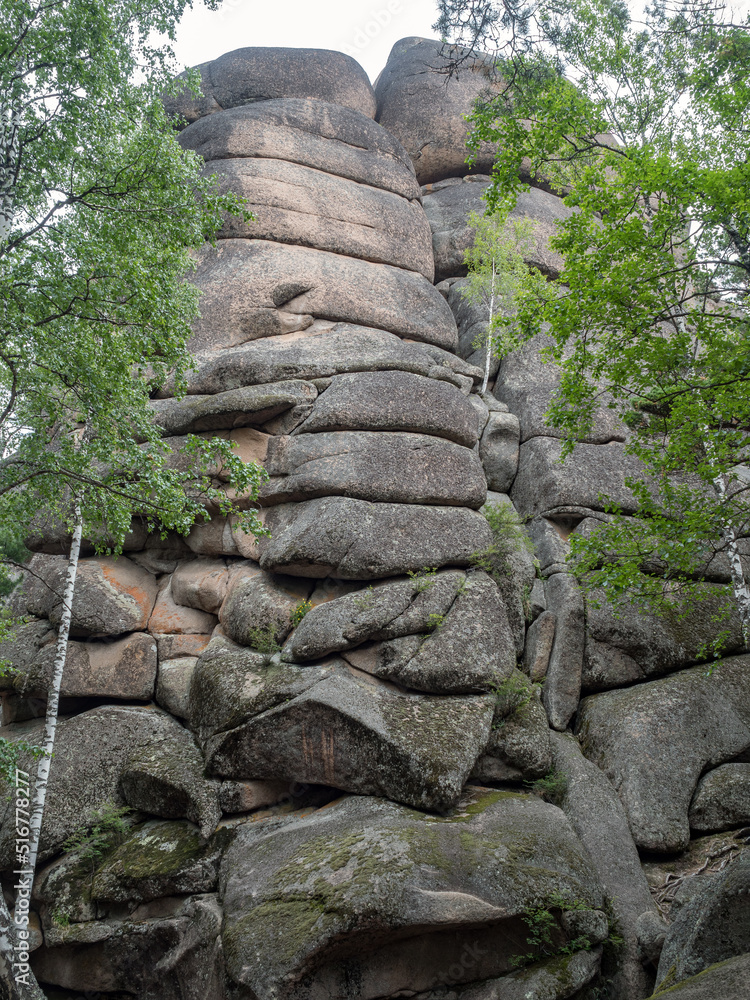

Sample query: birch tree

[439,0,750,635]
[0,2,268,993]
[461,209,549,394]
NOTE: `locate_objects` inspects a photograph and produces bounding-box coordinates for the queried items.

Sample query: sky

[172,0,440,83]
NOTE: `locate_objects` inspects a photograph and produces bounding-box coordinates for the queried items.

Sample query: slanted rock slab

[576,655,750,852]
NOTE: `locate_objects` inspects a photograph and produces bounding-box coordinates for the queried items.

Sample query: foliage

[63,802,132,861]
[426,612,446,631]
[0,0,267,558]
[511,890,592,968]
[525,768,568,805]
[491,671,539,723]
[290,600,313,629]
[245,625,282,655]
[407,567,439,592]
[470,501,534,580]
[440,0,750,631]
[461,208,551,391]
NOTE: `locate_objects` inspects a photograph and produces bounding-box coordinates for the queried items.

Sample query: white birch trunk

[712,470,750,645]
[481,257,497,396]
[0,104,19,245]
[23,510,82,880]
[0,885,45,998]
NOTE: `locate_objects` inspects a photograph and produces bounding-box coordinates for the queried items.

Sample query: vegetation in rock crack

[407,567,439,592]
[63,803,133,863]
[525,768,569,806]
[438,0,750,644]
[426,612,446,631]
[461,209,551,393]
[470,501,534,579]
[491,672,539,724]
[246,625,283,655]
[353,585,376,611]
[290,600,313,629]
[510,891,593,968]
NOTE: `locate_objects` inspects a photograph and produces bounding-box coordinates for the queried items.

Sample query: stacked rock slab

[1,37,749,1000]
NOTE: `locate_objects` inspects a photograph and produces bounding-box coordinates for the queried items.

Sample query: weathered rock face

[375,38,505,184]
[220,789,606,1000]
[6,37,749,1000]
[165,47,377,124]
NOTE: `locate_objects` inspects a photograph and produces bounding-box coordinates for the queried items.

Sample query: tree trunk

[1,510,83,996]
[24,509,82,878]
[712,471,750,645]
[0,891,46,999]
[0,104,19,246]
[481,257,497,395]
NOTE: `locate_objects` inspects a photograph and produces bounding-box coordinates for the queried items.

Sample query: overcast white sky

[172,0,440,83]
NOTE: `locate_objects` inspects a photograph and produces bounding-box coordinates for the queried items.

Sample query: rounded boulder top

[374,36,505,185]
[164,46,377,127]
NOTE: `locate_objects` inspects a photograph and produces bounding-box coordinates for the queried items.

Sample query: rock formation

[1,38,749,1000]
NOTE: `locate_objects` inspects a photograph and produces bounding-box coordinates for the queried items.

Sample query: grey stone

[576,655,750,852]
[524,611,557,682]
[148,379,317,435]
[10,630,157,701]
[203,657,494,811]
[479,493,536,658]
[257,496,494,579]
[188,634,328,741]
[529,577,547,619]
[220,788,604,999]
[204,156,434,278]
[453,948,602,1000]
[0,705,200,865]
[296,370,481,446]
[29,894,224,999]
[511,437,645,519]
[375,38,505,184]
[651,953,750,998]
[423,176,573,282]
[689,763,750,832]
[91,821,226,903]
[157,324,481,398]
[148,579,218,635]
[171,557,232,614]
[219,778,292,814]
[219,570,313,647]
[260,430,487,507]
[283,570,466,661]
[119,727,220,838]
[550,732,658,1000]
[154,633,211,661]
[165,47,377,123]
[479,411,521,493]
[179,97,417,198]
[475,675,552,780]
[187,239,457,352]
[22,554,158,636]
[527,514,574,577]
[637,910,670,967]
[542,574,585,731]
[495,332,628,444]
[155,656,198,719]
[582,583,748,692]
[342,572,516,694]
[656,853,750,989]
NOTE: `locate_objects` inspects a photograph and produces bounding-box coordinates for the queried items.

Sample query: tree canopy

[0,0,266,563]
[437,0,750,637]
